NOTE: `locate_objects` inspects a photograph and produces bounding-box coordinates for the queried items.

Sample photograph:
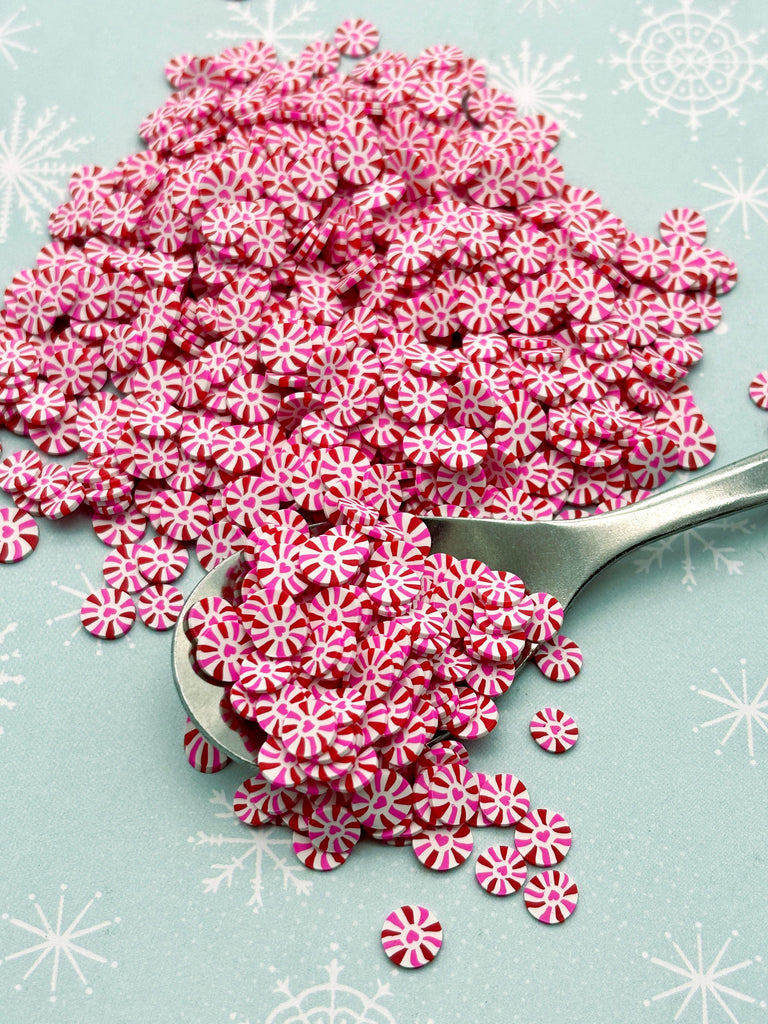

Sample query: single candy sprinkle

[381,905,443,968]
[529,706,579,753]
[80,586,137,639]
[0,508,39,563]
[475,844,528,896]
[524,869,579,924]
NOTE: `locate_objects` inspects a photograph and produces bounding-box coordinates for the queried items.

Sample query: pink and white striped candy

[529,706,579,753]
[381,905,443,968]
[411,824,474,871]
[475,844,528,896]
[524,869,578,924]
[0,507,39,563]
[515,808,572,867]
[137,583,184,630]
[80,586,137,639]
[184,719,230,774]
[533,634,583,682]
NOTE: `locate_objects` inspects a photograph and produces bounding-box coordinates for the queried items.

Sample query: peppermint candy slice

[80,587,136,639]
[0,507,39,562]
[530,706,579,753]
[475,844,528,896]
[411,824,474,871]
[524,870,578,924]
[137,584,184,630]
[515,808,572,867]
[381,905,443,968]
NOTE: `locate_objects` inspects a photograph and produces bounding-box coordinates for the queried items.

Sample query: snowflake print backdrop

[208,0,320,59]
[489,40,586,137]
[697,159,768,240]
[633,517,753,591]
[0,885,118,1003]
[608,0,768,140]
[643,923,766,1022]
[0,7,39,70]
[189,789,312,912]
[231,959,398,1024]
[0,621,23,736]
[0,96,91,244]
[692,658,768,765]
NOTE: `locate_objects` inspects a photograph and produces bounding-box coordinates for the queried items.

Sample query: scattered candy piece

[0,507,39,563]
[80,586,136,639]
[524,869,578,924]
[475,844,528,896]
[381,905,443,968]
[529,706,579,754]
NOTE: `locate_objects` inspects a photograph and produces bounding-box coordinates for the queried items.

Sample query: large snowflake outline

[607,0,768,140]
[230,958,400,1024]
[0,7,39,70]
[643,923,766,1022]
[188,789,312,913]
[488,41,586,138]
[0,95,91,244]
[692,658,768,766]
[633,517,753,591]
[208,0,320,59]
[696,158,768,239]
[0,884,119,1003]
[0,621,24,736]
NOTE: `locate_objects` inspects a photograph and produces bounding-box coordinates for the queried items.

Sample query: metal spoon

[172,448,768,766]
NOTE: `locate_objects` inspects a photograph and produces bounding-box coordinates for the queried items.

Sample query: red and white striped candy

[533,634,583,682]
[136,536,189,583]
[515,808,572,867]
[306,801,361,855]
[80,587,136,639]
[412,823,474,871]
[381,905,443,968]
[137,584,184,630]
[475,844,528,896]
[292,835,349,872]
[529,706,579,753]
[0,508,39,562]
[524,869,578,924]
[478,773,530,827]
[184,719,230,774]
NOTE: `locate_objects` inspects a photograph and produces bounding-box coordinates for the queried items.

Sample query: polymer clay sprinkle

[80,586,136,639]
[183,719,230,774]
[529,706,579,753]
[523,870,578,924]
[381,905,443,968]
[137,583,184,630]
[515,808,572,867]
[475,844,528,896]
[748,371,768,410]
[0,507,39,563]
[533,634,583,682]
[412,824,474,871]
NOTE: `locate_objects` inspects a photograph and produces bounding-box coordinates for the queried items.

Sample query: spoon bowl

[173,448,768,766]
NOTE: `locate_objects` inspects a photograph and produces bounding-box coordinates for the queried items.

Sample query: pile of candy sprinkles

[0,16,750,965]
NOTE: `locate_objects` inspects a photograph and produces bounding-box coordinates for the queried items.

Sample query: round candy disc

[529,706,579,753]
[137,583,184,630]
[523,869,578,924]
[475,844,528,896]
[515,808,572,867]
[381,905,443,968]
[80,586,136,639]
[0,507,39,562]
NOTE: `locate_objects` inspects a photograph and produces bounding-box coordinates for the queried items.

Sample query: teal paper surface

[1,2,768,1022]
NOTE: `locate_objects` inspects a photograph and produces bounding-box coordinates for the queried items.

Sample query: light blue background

[1,2,768,1022]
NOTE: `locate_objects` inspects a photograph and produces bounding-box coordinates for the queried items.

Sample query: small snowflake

[0,7,39,69]
[189,789,312,912]
[208,0,320,60]
[0,621,24,736]
[692,658,768,766]
[633,518,753,591]
[488,41,586,137]
[643,923,766,1023]
[607,0,768,140]
[0,885,119,1003]
[0,95,91,244]
[696,159,768,240]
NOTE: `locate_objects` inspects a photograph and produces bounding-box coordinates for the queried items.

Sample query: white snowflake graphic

[692,659,768,766]
[488,41,586,137]
[0,7,39,69]
[643,923,765,1022]
[0,621,24,736]
[188,788,312,912]
[633,518,753,591]
[0,95,91,244]
[504,0,574,14]
[208,0,320,59]
[696,158,768,239]
[607,1,768,140]
[0,885,119,1003]
[230,958,399,1024]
